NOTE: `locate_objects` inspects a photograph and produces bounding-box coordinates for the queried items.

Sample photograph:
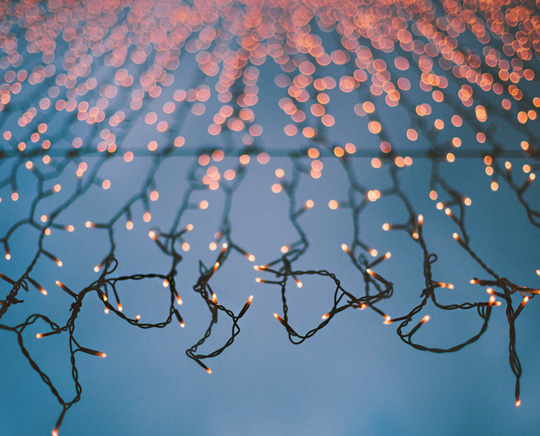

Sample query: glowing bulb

[341,243,349,252]
[322,313,330,320]
[247,254,255,262]
[36,333,43,339]
[515,296,529,317]
[271,183,282,193]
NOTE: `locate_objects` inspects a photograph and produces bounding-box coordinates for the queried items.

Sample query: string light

[0,1,538,434]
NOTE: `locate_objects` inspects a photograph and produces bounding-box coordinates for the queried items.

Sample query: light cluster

[0,0,539,434]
